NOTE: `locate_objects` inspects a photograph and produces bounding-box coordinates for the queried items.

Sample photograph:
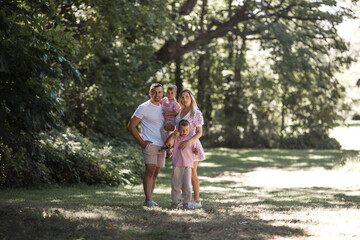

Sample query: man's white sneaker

[151,200,159,206]
[189,200,202,209]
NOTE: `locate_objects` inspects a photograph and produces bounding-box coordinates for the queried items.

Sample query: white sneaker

[143,200,159,207]
[189,200,202,209]
[175,201,190,209]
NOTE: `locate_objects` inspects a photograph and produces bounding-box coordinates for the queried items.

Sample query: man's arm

[127,115,151,149]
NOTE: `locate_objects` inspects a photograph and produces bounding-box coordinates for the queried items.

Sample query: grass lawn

[1,148,360,240]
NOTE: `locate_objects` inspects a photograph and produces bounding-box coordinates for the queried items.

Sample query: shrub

[281,131,341,149]
[0,128,144,188]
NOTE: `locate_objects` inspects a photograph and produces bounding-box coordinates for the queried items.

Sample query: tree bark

[175,57,182,95]
[155,3,251,64]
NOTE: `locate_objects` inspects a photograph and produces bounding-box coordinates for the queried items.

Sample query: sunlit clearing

[244,156,267,161]
[259,208,360,239]
[330,126,360,150]
[199,172,243,184]
[243,168,360,189]
[198,162,222,168]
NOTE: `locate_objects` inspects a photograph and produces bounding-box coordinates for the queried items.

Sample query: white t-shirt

[134,100,164,146]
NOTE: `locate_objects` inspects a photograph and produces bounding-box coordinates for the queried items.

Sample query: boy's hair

[150,83,163,91]
[178,119,190,128]
[167,84,177,92]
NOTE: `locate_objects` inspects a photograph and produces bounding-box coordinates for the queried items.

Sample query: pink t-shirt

[170,135,199,168]
[175,109,204,137]
[160,97,181,121]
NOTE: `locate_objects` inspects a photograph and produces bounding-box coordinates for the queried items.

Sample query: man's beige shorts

[142,143,166,168]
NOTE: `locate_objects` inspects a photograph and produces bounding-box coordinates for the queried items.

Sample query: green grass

[1,148,360,240]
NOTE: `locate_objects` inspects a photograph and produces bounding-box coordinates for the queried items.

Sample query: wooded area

[0,0,356,187]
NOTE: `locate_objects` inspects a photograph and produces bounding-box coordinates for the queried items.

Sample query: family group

[128,83,206,209]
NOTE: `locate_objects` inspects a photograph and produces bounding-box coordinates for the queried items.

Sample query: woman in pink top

[175,89,205,209]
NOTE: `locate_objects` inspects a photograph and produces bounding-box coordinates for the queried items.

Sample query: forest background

[1,0,359,187]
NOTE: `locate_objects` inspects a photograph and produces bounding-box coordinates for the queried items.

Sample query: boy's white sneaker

[189,200,202,209]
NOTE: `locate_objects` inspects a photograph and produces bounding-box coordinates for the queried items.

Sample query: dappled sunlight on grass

[243,156,267,161]
[242,168,360,189]
[1,148,360,239]
[2,198,26,204]
[41,207,122,221]
[197,162,223,168]
[71,194,92,198]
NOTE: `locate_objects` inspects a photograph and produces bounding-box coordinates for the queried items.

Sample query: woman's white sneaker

[189,200,202,209]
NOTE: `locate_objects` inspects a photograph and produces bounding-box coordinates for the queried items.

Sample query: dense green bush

[280,131,341,150]
[0,128,144,188]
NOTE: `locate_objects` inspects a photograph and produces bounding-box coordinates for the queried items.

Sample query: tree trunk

[203,60,212,136]
[175,57,182,96]
[280,83,288,146]
[197,53,205,109]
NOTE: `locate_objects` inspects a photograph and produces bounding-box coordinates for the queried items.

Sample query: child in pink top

[160,84,181,142]
[164,119,199,208]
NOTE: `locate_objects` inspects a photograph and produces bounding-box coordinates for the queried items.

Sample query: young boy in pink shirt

[164,119,199,208]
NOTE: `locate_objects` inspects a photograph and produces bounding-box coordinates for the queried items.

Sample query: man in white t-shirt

[127,83,166,207]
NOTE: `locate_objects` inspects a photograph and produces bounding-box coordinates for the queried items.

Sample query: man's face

[150,86,163,103]
[179,125,190,137]
[166,89,176,100]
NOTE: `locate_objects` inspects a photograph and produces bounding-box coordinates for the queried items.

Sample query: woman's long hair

[179,89,199,118]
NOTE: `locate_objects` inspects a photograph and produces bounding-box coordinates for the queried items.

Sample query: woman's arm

[178,126,202,150]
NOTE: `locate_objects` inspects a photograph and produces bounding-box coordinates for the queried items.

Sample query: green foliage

[0,1,78,149]
[280,132,341,149]
[1,0,357,187]
[58,0,173,137]
[0,128,144,188]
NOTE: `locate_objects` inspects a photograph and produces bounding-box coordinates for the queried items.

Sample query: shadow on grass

[1,148,359,239]
[0,185,307,240]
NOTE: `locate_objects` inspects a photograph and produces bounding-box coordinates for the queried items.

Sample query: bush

[352,114,360,120]
[281,131,341,149]
[0,128,144,188]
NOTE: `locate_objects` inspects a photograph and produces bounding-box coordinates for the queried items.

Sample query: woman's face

[180,92,192,107]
